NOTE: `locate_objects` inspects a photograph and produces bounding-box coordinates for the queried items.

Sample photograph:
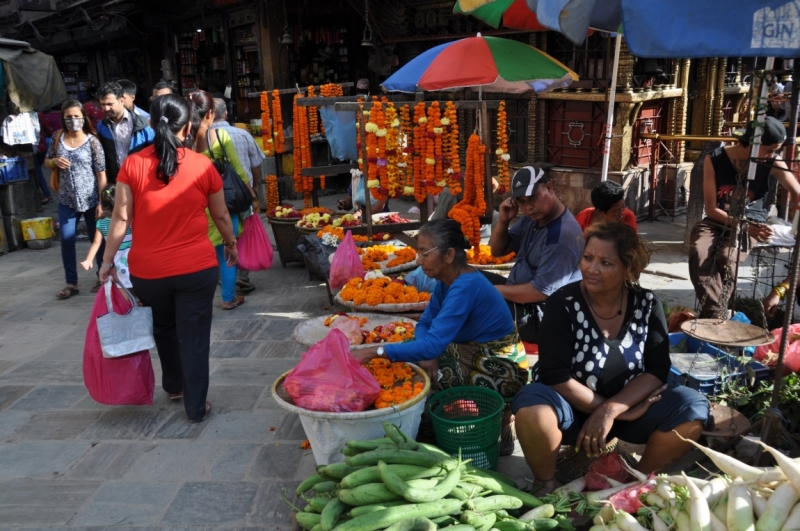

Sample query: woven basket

[335,293,428,313]
[555,438,621,484]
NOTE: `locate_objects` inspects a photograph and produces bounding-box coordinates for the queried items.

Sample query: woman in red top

[575,180,638,233]
[99,94,238,423]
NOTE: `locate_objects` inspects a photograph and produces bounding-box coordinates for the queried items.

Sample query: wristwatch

[376,346,385,357]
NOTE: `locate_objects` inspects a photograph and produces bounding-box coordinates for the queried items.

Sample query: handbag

[49,129,62,193]
[207,128,252,214]
[96,280,156,359]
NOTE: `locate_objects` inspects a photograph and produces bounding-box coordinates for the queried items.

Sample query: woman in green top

[189,90,257,310]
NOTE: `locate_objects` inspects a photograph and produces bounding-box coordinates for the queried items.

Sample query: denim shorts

[511,382,710,445]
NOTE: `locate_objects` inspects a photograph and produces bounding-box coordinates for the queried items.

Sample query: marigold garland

[307,85,320,140]
[385,247,417,268]
[260,91,274,156]
[496,101,510,194]
[365,358,425,409]
[366,98,389,201]
[444,101,461,195]
[467,245,515,265]
[339,277,431,306]
[385,102,400,198]
[399,104,414,196]
[449,134,486,260]
[425,102,444,197]
[292,93,313,208]
[320,83,343,137]
[412,102,428,204]
[272,89,285,153]
[266,174,279,212]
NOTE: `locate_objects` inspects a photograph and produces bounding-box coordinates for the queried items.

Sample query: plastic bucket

[272,363,430,465]
[427,387,505,470]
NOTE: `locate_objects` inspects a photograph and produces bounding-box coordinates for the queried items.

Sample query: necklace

[583,283,624,320]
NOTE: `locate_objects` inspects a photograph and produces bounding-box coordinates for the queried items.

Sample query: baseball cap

[511,166,549,199]
[734,116,787,147]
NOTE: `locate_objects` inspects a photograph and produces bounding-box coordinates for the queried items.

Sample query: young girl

[81,184,132,288]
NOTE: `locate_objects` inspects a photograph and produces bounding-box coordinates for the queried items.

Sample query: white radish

[756,482,800,531]
[597,505,616,524]
[712,499,727,524]
[602,475,625,488]
[673,432,765,480]
[701,477,729,504]
[728,481,755,531]
[586,482,642,505]
[676,511,691,531]
[660,476,710,488]
[708,511,726,531]
[657,482,676,501]
[646,493,666,509]
[757,470,788,485]
[615,510,649,531]
[780,503,800,531]
[554,476,586,495]
[594,516,606,526]
[752,489,769,518]
[520,504,556,522]
[682,471,711,531]
[757,441,800,494]
[589,525,606,531]
[670,504,681,520]
[652,512,671,531]
[658,509,673,525]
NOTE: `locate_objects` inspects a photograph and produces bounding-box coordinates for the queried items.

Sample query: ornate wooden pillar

[609,39,635,171]
[675,59,691,162]
[712,58,728,134]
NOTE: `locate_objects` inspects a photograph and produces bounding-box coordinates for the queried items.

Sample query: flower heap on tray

[359,245,399,271]
[317,226,369,243]
[324,313,415,345]
[296,210,334,229]
[467,244,516,265]
[374,213,411,225]
[339,277,430,306]
[268,205,302,219]
[365,358,425,409]
[386,247,417,269]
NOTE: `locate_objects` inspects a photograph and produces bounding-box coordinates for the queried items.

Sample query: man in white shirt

[119,79,150,120]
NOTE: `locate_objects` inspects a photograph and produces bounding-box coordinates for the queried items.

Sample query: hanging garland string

[496,101,510,194]
[272,89,285,153]
[292,93,313,208]
[266,174,279,212]
[425,102,444,198]
[412,101,428,204]
[449,133,486,260]
[399,104,414,196]
[385,102,400,198]
[444,101,461,196]
[307,85,320,140]
[260,91,274,156]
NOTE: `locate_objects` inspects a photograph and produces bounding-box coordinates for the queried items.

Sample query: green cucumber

[332,499,463,531]
[348,500,409,517]
[462,476,543,508]
[313,481,338,494]
[338,479,438,506]
[467,495,524,513]
[320,498,348,531]
[341,464,446,489]
[296,511,322,530]
[494,520,531,531]
[346,449,453,468]
[440,526,477,531]
[378,460,462,503]
[346,437,396,451]
[530,519,559,531]
[322,462,366,480]
[297,474,330,497]
[383,423,408,447]
[461,510,497,531]
[306,497,333,513]
[384,516,437,531]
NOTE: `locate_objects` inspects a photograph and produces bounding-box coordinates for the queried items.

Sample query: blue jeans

[59,202,103,286]
[33,152,52,199]
[214,215,238,303]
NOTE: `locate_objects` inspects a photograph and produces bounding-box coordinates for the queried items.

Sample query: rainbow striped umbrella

[381,34,578,94]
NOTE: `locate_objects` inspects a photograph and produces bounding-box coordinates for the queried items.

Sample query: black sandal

[236,279,256,293]
[56,285,79,299]
[189,401,212,423]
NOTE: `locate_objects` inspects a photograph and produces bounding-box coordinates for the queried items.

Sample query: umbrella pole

[600,33,622,182]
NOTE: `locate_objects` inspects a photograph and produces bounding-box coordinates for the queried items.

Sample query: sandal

[189,401,212,423]
[236,279,256,293]
[56,285,79,299]
[41,197,53,205]
[220,296,245,310]
[91,280,102,293]
[168,392,183,400]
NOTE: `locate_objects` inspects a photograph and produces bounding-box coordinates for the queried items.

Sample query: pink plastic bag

[330,317,365,345]
[755,323,800,375]
[329,231,365,290]
[283,329,380,412]
[83,284,155,405]
[237,214,274,271]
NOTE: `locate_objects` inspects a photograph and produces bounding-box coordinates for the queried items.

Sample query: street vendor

[485,166,584,343]
[575,180,638,233]
[352,219,528,455]
[513,222,709,495]
[689,116,800,318]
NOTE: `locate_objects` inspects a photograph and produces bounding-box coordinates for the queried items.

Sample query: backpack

[206,128,251,214]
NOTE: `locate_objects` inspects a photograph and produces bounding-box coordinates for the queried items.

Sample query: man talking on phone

[485,166,584,343]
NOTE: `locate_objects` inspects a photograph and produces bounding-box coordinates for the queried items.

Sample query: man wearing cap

[486,166,584,343]
[689,115,800,318]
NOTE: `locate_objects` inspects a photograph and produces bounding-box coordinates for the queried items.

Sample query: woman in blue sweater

[354,220,529,451]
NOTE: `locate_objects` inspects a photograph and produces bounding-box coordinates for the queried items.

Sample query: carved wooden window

[546,100,606,168]
[630,100,668,167]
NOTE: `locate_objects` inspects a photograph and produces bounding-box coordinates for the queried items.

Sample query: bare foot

[528,478,561,496]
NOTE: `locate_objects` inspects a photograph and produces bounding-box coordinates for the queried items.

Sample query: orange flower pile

[260,91,274,156]
[412,102,428,204]
[364,321,416,344]
[449,134,487,259]
[317,225,369,243]
[385,102,400,198]
[323,313,368,327]
[399,104,414,196]
[266,174,279,212]
[292,93,314,208]
[425,102,444,197]
[366,358,425,409]
[272,89,285,153]
[360,246,390,270]
[320,83,343,97]
[386,247,417,268]
[467,245,515,265]
[301,207,332,215]
[496,101,509,194]
[339,277,430,306]
[444,101,461,195]
[307,85,320,140]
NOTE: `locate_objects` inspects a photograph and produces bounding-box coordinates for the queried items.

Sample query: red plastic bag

[608,479,654,513]
[755,323,800,375]
[586,453,631,491]
[329,231,365,290]
[83,284,155,405]
[237,214,274,271]
[283,329,380,412]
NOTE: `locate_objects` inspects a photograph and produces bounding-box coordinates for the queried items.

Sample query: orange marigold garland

[449,134,486,259]
[307,85,320,140]
[425,102,444,197]
[399,104,414,196]
[412,102,428,204]
[496,101,510,194]
[320,83,343,137]
[365,98,388,201]
[272,89,285,153]
[266,174,279,212]
[467,244,515,265]
[444,101,461,195]
[292,93,313,208]
[385,102,400,198]
[260,91,274,156]
[339,277,431,306]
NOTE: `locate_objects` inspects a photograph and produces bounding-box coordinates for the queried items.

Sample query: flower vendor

[486,166,584,344]
[353,219,528,456]
[575,180,638,233]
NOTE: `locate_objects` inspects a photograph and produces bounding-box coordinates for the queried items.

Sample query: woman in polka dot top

[511,222,709,495]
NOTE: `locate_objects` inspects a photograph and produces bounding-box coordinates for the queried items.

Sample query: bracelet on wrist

[773,285,788,300]
[224,237,237,249]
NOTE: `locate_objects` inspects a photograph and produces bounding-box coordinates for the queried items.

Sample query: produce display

[375,213,412,225]
[340,278,431,306]
[365,359,425,409]
[319,226,370,244]
[386,248,417,269]
[288,423,559,531]
[361,246,399,271]
[323,313,416,347]
[334,214,365,229]
[298,212,335,229]
[270,205,302,219]
[467,245,516,266]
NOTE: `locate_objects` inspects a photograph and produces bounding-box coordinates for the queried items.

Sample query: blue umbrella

[527,0,800,58]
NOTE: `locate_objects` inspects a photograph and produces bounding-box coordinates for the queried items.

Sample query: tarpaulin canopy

[0,45,67,112]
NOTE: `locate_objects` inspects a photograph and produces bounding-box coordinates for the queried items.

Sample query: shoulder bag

[206,128,251,214]
[96,280,156,359]
[49,129,63,193]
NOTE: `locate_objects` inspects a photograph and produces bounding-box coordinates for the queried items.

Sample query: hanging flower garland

[307,85,320,141]
[449,134,486,257]
[412,102,428,204]
[399,104,414,196]
[292,93,313,208]
[272,89,285,153]
[444,101,461,195]
[425,102,444,197]
[320,83,343,137]
[356,96,366,173]
[385,102,400,198]
[260,91,274,156]
[266,174,279,212]
[365,99,380,198]
[496,101,510,194]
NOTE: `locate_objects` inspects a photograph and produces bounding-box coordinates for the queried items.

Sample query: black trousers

[131,266,217,421]
[481,270,541,344]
